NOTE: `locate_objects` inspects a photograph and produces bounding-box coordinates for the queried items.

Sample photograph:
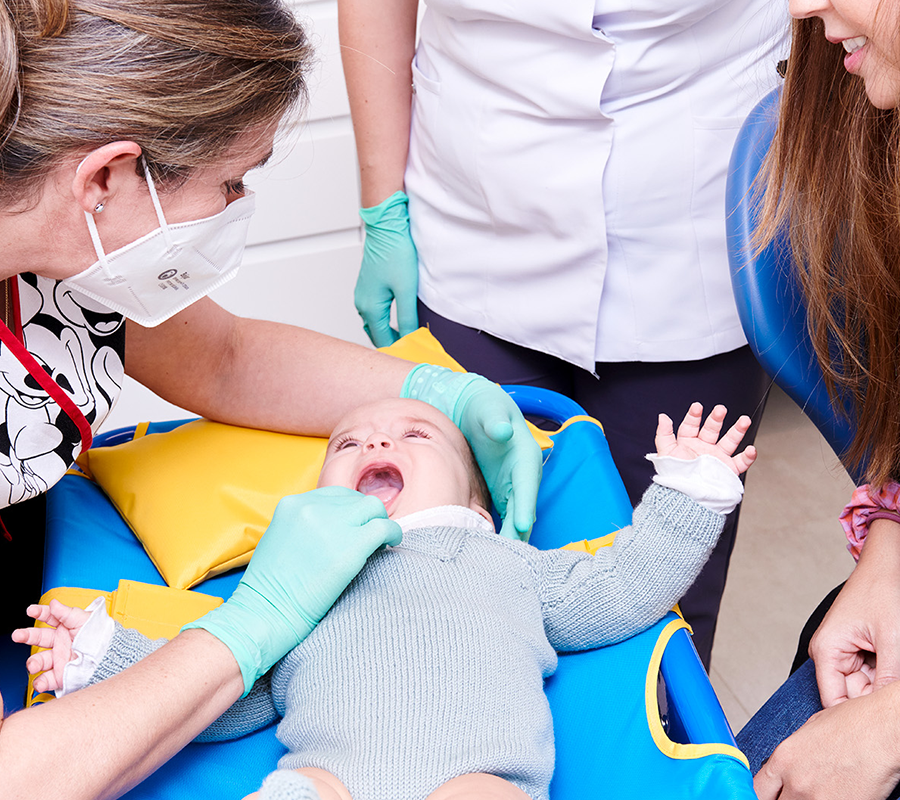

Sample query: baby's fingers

[654,413,677,456]
[694,404,728,444]
[716,414,753,456]
[674,402,704,441]
[731,444,757,476]
[24,603,55,625]
[24,648,55,678]
[47,598,90,629]
[32,666,61,694]
[10,625,56,649]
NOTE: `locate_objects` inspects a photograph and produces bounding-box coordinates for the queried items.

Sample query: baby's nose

[365,436,393,450]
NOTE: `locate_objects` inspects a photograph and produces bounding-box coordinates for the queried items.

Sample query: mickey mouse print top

[0,273,124,507]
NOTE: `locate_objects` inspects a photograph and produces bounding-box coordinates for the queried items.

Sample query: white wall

[102,0,370,431]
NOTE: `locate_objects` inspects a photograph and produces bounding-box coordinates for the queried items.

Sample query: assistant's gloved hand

[355,191,419,347]
[183,486,402,695]
[402,364,542,540]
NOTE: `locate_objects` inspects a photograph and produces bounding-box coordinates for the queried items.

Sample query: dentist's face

[790,0,900,108]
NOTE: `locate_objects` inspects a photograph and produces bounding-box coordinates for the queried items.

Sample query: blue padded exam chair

[28,386,754,799]
[725,87,860,481]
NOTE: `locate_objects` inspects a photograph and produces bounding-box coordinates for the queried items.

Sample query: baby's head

[318,398,492,523]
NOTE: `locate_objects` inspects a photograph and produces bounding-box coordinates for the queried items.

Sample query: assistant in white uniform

[341,0,790,666]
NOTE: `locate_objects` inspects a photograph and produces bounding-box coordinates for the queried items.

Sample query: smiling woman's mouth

[842,36,867,55]
[356,465,404,508]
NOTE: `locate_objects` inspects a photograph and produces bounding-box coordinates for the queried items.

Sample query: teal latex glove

[183,486,401,695]
[355,191,420,347]
[402,364,542,540]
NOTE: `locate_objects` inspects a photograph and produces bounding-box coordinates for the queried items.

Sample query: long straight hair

[757,17,900,487]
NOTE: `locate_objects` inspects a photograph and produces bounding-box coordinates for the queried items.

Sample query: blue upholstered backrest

[725,87,859,480]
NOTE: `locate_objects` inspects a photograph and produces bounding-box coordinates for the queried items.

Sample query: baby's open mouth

[356,464,404,509]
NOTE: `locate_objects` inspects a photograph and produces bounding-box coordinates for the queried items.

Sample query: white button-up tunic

[406,0,789,370]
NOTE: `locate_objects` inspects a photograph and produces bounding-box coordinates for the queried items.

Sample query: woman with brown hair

[735,1,900,798]
[0,0,540,795]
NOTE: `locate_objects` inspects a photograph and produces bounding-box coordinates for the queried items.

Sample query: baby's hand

[11,600,91,693]
[655,402,757,476]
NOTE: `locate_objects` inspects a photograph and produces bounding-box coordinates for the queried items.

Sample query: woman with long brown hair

[0,0,540,795]
[736,2,900,798]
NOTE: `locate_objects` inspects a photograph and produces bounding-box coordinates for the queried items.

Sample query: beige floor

[709,385,857,733]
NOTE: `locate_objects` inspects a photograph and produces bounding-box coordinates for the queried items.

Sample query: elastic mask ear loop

[140,156,177,256]
[83,209,111,273]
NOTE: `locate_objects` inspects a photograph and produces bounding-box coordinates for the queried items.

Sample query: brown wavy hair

[757,16,900,487]
[0,0,313,200]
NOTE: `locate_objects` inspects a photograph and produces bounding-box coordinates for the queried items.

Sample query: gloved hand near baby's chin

[401,364,542,541]
[183,486,402,695]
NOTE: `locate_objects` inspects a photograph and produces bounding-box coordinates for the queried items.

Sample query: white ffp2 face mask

[64,159,256,327]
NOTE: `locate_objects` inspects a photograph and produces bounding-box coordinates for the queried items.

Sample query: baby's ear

[469,498,495,530]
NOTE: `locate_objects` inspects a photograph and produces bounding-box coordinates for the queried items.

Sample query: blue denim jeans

[737,658,900,800]
[735,658,823,774]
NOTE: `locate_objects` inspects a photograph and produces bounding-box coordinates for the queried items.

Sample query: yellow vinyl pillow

[77,328,552,589]
[78,419,329,588]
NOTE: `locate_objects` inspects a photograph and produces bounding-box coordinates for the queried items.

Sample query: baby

[15,398,756,800]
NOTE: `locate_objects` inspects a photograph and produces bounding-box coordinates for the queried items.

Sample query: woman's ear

[71,141,143,214]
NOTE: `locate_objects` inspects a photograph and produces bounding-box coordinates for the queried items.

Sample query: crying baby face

[317,398,486,520]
